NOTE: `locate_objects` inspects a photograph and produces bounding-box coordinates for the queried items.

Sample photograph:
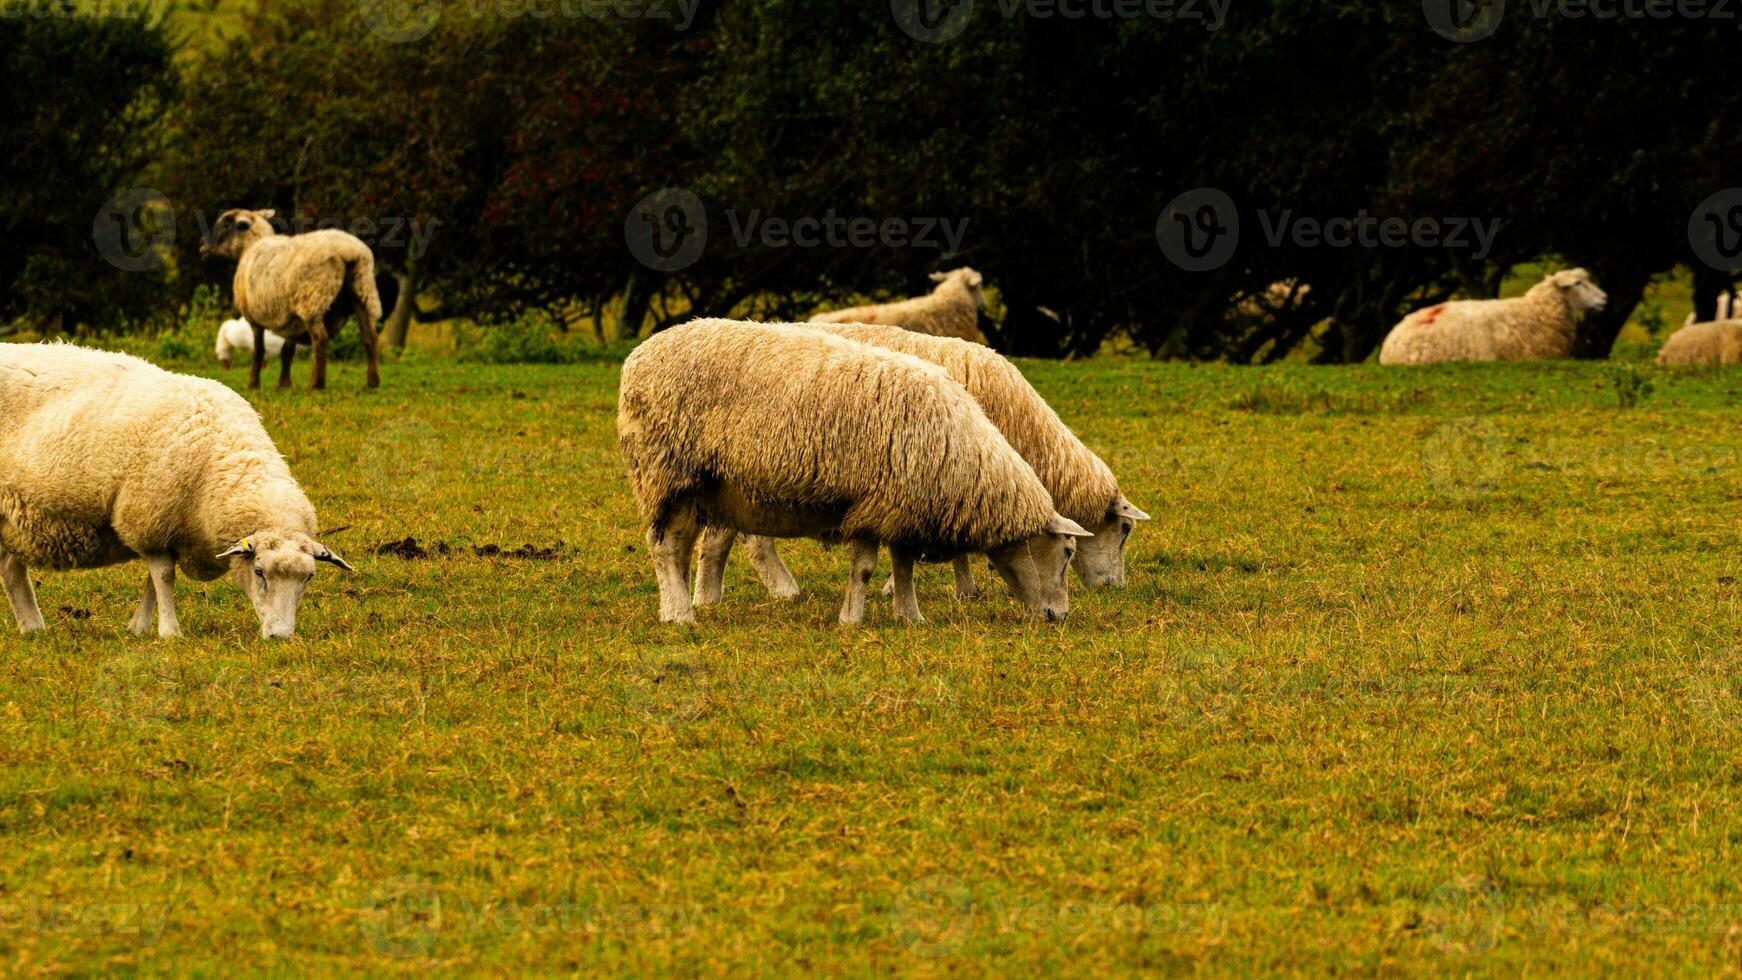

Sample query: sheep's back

[619,320,1053,550]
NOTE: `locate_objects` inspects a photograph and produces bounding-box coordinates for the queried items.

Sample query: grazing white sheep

[200,208,383,390]
[618,319,1090,626]
[215,317,286,369]
[810,268,988,343]
[1658,319,1742,366]
[695,323,1149,606]
[0,343,354,638]
[1377,269,1607,365]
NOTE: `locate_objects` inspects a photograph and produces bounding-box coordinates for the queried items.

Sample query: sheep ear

[965,270,983,287]
[1047,515,1094,538]
[315,546,355,573]
[257,209,276,221]
[1111,497,1151,522]
[929,271,949,282]
[216,538,255,560]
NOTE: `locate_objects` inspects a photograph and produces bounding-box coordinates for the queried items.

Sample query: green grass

[4,351,1742,975]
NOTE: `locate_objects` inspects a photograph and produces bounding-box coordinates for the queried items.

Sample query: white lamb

[1378,269,1608,365]
[215,318,286,369]
[810,268,988,343]
[0,343,354,638]
[618,319,1091,626]
[695,322,1149,606]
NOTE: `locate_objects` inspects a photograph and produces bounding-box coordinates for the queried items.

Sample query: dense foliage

[8,0,1742,359]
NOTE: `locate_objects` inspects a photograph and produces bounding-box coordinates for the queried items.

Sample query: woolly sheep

[618,319,1091,626]
[200,208,383,390]
[0,343,354,638]
[810,268,988,343]
[215,317,286,369]
[1377,269,1608,365]
[1658,319,1742,366]
[694,323,1149,606]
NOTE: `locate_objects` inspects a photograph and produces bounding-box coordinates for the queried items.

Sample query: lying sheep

[201,208,383,390]
[0,343,354,638]
[1378,269,1608,365]
[695,323,1149,606]
[215,317,286,369]
[1658,319,1742,366]
[619,319,1090,626]
[810,268,988,343]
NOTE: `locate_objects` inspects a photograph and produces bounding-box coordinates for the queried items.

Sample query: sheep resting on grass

[810,268,988,343]
[1378,269,1607,365]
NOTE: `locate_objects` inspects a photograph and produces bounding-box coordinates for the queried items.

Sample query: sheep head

[985,514,1094,622]
[1544,268,1608,315]
[1071,496,1151,589]
[932,267,987,309]
[217,530,353,639]
[200,208,279,260]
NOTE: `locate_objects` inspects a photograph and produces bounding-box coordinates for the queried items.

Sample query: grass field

[3,349,1742,975]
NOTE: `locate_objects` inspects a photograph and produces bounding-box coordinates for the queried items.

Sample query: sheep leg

[247,322,267,390]
[839,539,878,626]
[952,555,980,599]
[744,535,801,599]
[277,336,298,389]
[145,555,181,639]
[0,550,45,634]
[694,525,734,606]
[648,501,700,625]
[356,300,381,389]
[890,546,925,624]
[127,573,156,637]
[308,326,330,391]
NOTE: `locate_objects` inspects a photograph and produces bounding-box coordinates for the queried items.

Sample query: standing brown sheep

[201,208,383,390]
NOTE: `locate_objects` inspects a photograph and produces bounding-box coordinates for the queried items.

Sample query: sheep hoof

[769,584,801,600]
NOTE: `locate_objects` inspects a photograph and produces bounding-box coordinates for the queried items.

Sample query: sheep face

[200,208,279,260]
[1071,496,1151,589]
[218,531,353,639]
[985,514,1093,622]
[1549,269,1608,314]
[933,267,986,310]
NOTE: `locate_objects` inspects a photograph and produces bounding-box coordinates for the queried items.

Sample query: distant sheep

[215,318,285,369]
[1676,293,1741,334]
[1378,269,1607,365]
[618,319,1090,626]
[695,323,1148,606]
[201,208,383,390]
[810,268,988,343]
[1658,319,1742,366]
[0,343,353,638]
[1232,279,1312,323]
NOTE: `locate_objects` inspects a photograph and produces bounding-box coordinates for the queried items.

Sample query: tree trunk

[384,258,419,349]
[1691,264,1730,324]
[617,269,654,342]
[1572,263,1649,359]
